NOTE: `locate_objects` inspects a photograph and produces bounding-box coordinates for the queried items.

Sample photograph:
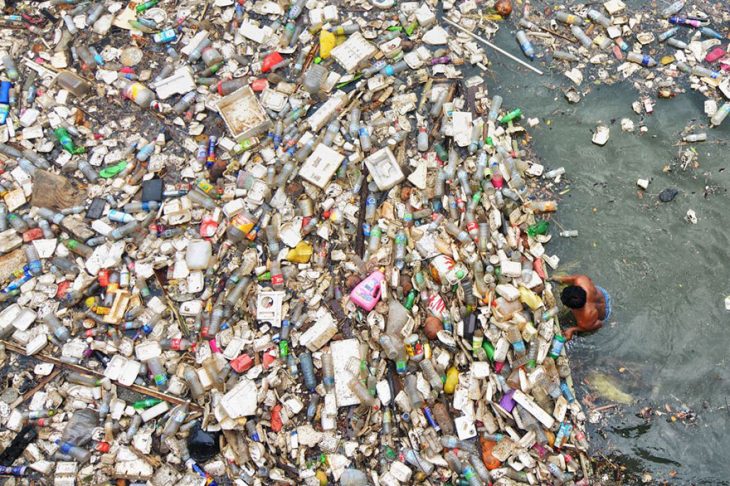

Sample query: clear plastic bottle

[587,9,611,28]
[417,126,429,152]
[342,101,360,133]
[555,11,584,25]
[300,352,316,391]
[303,64,328,94]
[117,79,157,109]
[419,359,443,393]
[24,244,42,275]
[77,160,98,182]
[388,227,406,267]
[45,314,71,342]
[571,26,593,49]
[661,0,685,17]
[55,440,91,463]
[626,52,657,67]
[488,95,503,121]
[184,367,205,401]
[358,125,372,152]
[711,103,730,127]
[516,31,535,60]
[666,38,688,49]
[145,356,168,389]
[323,119,340,146]
[201,46,223,66]
[321,352,335,391]
[349,378,376,406]
[683,133,706,142]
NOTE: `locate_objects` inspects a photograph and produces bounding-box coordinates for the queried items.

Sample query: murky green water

[483,17,730,484]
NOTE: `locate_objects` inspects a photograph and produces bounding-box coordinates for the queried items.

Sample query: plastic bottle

[394,230,407,269]
[161,403,189,442]
[710,103,729,127]
[358,125,372,152]
[63,239,94,258]
[587,9,611,28]
[321,351,335,391]
[303,64,328,94]
[555,11,584,25]
[683,133,706,142]
[699,27,724,40]
[570,26,593,49]
[55,440,91,463]
[516,31,535,60]
[381,60,409,76]
[118,79,157,109]
[348,107,361,137]
[658,27,679,42]
[666,38,688,49]
[430,89,447,119]
[488,95,503,122]
[184,367,205,401]
[690,65,720,79]
[419,359,444,393]
[402,448,434,474]
[626,52,657,67]
[44,314,71,342]
[323,119,340,146]
[54,128,85,155]
[668,16,701,28]
[661,1,685,17]
[145,356,168,388]
[299,352,316,391]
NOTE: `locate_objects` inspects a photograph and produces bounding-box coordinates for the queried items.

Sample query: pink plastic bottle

[350,271,384,311]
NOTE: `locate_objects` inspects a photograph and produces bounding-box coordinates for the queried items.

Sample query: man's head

[561,285,586,309]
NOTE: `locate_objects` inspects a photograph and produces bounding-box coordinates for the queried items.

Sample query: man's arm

[565,320,603,340]
[553,274,580,284]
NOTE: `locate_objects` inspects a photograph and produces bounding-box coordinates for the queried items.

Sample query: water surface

[484,18,730,483]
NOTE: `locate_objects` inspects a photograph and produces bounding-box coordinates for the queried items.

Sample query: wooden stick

[1,340,202,412]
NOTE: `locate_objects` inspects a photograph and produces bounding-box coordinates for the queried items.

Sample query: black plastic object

[658,188,679,202]
[141,178,164,202]
[86,197,106,220]
[187,422,220,463]
[0,425,37,465]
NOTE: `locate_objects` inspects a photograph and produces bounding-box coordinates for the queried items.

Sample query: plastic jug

[350,271,384,311]
[186,240,212,270]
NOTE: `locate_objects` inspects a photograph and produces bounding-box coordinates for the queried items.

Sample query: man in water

[553,274,612,340]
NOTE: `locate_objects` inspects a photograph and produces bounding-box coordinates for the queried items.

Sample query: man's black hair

[561,285,587,309]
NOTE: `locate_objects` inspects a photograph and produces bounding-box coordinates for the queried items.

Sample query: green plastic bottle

[54,127,85,155]
[527,220,550,237]
[133,398,162,410]
[499,108,522,124]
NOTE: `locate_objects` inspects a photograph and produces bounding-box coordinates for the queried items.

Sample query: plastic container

[186,240,212,270]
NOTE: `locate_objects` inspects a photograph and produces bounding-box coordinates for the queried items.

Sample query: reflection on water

[483,21,730,483]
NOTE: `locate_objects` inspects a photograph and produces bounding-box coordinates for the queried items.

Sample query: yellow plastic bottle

[444,366,459,394]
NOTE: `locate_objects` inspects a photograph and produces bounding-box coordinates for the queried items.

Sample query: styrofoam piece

[364,147,404,191]
[331,338,361,407]
[220,377,258,418]
[299,144,345,189]
[216,86,271,141]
